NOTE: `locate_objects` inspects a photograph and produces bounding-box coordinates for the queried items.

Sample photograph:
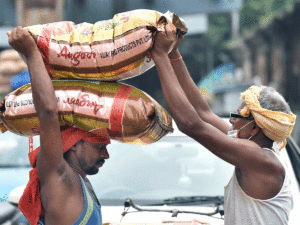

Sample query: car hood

[0,167,30,201]
[101,205,224,225]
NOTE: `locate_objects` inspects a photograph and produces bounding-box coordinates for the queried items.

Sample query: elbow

[176,121,188,133]
[176,118,201,136]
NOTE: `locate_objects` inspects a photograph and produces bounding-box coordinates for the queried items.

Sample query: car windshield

[0,132,40,167]
[89,135,235,205]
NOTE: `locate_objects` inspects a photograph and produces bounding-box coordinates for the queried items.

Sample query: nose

[101,147,109,159]
[229,117,234,124]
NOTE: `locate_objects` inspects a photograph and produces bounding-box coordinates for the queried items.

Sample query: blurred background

[0,0,299,145]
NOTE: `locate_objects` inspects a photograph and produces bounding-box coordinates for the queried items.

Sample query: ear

[69,140,83,152]
[250,122,260,137]
[69,145,77,152]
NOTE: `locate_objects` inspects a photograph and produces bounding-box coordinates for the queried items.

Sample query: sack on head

[0,80,173,145]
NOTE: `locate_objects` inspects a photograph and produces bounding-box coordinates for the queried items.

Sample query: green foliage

[201,0,295,72]
[240,0,294,33]
[205,0,295,43]
[205,13,232,46]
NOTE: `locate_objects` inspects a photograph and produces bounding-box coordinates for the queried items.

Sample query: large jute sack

[0,80,173,145]
[25,9,187,81]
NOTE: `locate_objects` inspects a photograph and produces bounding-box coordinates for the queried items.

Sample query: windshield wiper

[121,198,224,222]
[0,164,31,168]
[161,195,224,206]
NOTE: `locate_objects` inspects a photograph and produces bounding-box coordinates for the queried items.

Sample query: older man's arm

[168,36,230,134]
[151,25,280,174]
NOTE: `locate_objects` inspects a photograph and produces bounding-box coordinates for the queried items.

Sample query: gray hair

[259,86,291,114]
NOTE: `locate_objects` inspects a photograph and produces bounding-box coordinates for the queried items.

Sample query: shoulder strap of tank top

[83,177,100,205]
[263,147,288,170]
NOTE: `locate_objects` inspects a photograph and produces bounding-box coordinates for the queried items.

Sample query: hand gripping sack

[0,80,173,145]
[25,9,187,81]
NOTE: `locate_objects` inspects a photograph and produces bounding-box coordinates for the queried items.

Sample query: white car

[7,119,300,225]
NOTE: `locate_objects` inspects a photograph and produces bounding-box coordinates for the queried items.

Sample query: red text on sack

[57,46,96,66]
[63,94,103,115]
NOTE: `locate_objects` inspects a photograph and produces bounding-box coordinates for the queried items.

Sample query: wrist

[151,50,169,61]
[24,47,40,60]
[170,56,182,62]
[168,49,181,59]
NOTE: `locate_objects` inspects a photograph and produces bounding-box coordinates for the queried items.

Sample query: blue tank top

[38,174,102,225]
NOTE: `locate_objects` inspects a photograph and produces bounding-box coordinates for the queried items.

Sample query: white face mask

[227,120,254,139]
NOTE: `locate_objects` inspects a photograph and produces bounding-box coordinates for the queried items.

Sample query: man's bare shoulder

[40,162,85,224]
[236,149,285,200]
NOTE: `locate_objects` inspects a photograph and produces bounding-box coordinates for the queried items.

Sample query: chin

[86,167,99,175]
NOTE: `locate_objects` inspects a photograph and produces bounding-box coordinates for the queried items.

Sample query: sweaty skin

[150,24,285,200]
[7,27,109,224]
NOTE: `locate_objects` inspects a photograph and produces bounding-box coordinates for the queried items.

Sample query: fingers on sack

[9,28,18,44]
[165,24,173,39]
[23,28,31,36]
[154,30,164,43]
[178,34,184,41]
[16,26,23,32]
[152,31,157,37]
[16,26,23,37]
[12,28,17,37]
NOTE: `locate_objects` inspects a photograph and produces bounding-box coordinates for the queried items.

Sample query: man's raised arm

[168,36,230,133]
[7,27,64,182]
[150,25,270,171]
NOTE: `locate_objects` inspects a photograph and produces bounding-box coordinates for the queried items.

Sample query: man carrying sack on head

[150,24,296,224]
[8,27,110,225]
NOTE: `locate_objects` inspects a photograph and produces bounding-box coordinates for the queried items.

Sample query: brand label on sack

[53,33,152,67]
[57,46,97,66]
[62,93,104,115]
[57,90,113,118]
[5,91,113,118]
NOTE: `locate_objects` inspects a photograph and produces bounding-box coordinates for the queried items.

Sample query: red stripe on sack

[37,28,54,79]
[29,136,33,153]
[109,85,133,138]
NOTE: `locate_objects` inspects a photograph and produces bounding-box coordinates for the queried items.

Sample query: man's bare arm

[168,37,230,134]
[151,26,275,172]
[7,27,65,182]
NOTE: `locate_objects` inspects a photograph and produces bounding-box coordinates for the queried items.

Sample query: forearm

[27,51,63,169]
[152,51,203,131]
[169,50,212,115]
[8,27,64,173]
[26,50,58,117]
[168,51,230,133]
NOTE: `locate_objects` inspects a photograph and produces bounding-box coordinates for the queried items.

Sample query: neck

[251,136,273,149]
[250,129,274,149]
[68,163,87,179]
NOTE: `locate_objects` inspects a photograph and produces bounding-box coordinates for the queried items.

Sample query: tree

[240,0,294,34]
[202,0,295,71]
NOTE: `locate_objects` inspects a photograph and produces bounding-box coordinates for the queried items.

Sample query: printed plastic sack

[25,9,187,81]
[0,80,173,145]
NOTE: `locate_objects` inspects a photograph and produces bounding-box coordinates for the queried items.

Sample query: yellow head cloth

[240,86,296,150]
